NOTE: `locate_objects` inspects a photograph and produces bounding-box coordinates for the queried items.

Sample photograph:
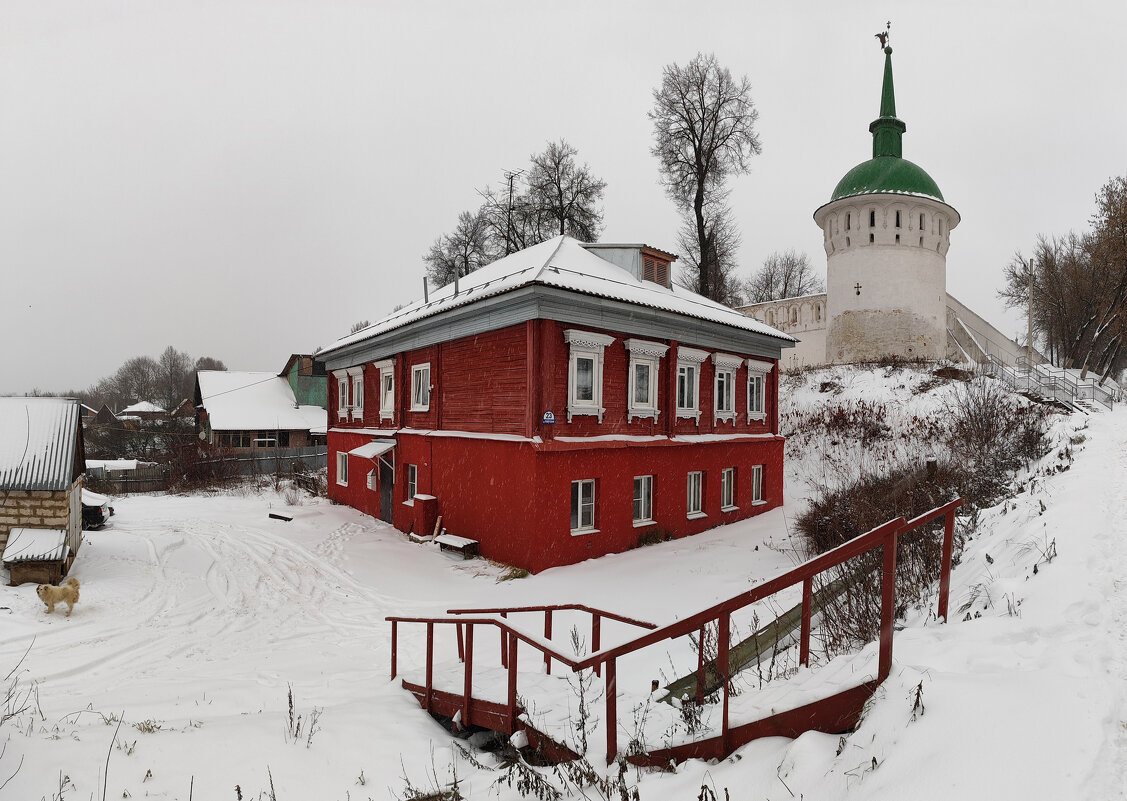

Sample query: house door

[378,458,394,523]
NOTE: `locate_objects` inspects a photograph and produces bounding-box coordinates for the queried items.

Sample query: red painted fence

[388,498,963,765]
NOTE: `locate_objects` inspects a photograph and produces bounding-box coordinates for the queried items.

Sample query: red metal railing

[387,498,963,765]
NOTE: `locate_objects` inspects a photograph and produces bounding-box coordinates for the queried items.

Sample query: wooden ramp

[387,500,962,766]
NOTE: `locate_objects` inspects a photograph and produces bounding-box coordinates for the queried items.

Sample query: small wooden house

[0,397,85,585]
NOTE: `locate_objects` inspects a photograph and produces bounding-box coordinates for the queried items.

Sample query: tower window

[919,213,925,229]
[846,236,850,247]
[846,213,851,231]
[896,234,900,244]
[869,210,875,227]
[869,233,874,243]
[919,236,923,247]
[895,211,901,228]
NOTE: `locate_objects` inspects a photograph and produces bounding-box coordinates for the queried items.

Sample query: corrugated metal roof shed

[0,397,83,491]
[2,528,68,563]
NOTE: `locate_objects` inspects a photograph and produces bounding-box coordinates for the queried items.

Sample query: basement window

[751,465,764,504]
[721,467,737,512]
[687,471,705,519]
[336,452,348,486]
[571,479,597,534]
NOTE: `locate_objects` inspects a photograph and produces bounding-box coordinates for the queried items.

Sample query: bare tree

[743,249,825,303]
[674,203,744,306]
[650,52,761,301]
[157,345,194,410]
[426,141,607,280]
[423,209,497,286]
[525,139,606,241]
[113,356,160,406]
[1000,178,1127,380]
[194,356,227,372]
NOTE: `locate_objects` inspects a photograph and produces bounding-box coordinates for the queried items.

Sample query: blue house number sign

[542,411,556,424]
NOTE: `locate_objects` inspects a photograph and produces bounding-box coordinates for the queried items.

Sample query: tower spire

[869,43,906,158]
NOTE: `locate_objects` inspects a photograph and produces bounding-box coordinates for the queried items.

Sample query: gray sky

[2,0,1125,396]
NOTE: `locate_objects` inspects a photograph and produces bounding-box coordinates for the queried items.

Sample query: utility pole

[503,169,524,256]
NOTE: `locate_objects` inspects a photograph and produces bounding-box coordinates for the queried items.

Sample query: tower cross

[855,282,863,296]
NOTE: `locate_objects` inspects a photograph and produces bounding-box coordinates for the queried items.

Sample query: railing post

[425,621,434,712]
[605,657,617,765]
[719,612,730,755]
[456,622,465,662]
[592,613,602,677]
[800,577,813,667]
[544,609,553,675]
[879,529,898,682]
[938,509,955,622]
[462,624,474,728]
[695,625,706,705]
[500,611,508,668]
[506,631,519,733]
[390,620,398,680]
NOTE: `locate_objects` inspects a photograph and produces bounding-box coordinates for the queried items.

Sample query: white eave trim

[624,338,670,359]
[677,346,709,364]
[746,357,774,373]
[563,328,616,350]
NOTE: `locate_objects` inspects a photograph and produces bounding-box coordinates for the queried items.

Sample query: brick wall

[0,490,72,550]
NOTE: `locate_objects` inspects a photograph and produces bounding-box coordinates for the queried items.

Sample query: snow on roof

[196,371,327,433]
[120,401,167,414]
[322,236,795,356]
[2,528,68,563]
[0,397,81,492]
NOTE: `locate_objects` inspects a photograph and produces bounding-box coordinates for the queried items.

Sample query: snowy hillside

[0,365,1123,800]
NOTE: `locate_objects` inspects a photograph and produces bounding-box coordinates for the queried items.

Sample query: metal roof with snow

[196,372,328,433]
[320,236,795,368]
[0,397,84,492]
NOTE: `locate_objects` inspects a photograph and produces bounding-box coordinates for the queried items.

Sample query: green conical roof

[829,46,944,203]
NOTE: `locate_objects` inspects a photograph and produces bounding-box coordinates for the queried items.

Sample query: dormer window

[642,256,670,287]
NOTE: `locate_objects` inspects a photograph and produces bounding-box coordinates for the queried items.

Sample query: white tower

[813,45,960,363]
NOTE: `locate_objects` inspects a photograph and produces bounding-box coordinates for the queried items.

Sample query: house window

[411,363,431,411]
[350,368,364,421]
[687,471,704,518]
[633,475,654,524]
[676,346,708,423]
[406,464,417,502]
[376,359,395,421]
[563,329,615,423]
[721,467,736,511]
[278,431,290,447]
[571,479,596,533]
[336,451,348,486]
[712,353,741,424]
[746,358,772,422]
[334,370,349,419]
[254,431,277,448]
[625,339,669,422]
[751,465,764,504]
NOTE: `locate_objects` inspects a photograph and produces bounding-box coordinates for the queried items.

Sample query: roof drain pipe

[423,276,429,303]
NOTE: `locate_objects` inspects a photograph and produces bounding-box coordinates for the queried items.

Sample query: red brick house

[318,236,795,572]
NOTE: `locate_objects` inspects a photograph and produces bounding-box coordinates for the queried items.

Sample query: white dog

[37,577,80,616]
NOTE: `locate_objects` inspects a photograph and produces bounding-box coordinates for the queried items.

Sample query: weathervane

[875,21,891,49]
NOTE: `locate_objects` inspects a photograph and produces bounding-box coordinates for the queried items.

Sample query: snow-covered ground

[1,367,1124,800]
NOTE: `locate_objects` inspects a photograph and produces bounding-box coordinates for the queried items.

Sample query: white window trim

[333,369,349,420]
[632,474,654,526]
[751,464,765,505]
[721,467,737,512]
[348,366,364,421]
[405,464,417,505]
[746,358,773,423]
[687,470,705,519]
[712,352,741,425]
[625,339,668,422]
[411,363,431,411]
[563,329,615,423]
[676,346,708,424]
[571,478,598,535]
[375,358,395,421]
[336,451,348,486]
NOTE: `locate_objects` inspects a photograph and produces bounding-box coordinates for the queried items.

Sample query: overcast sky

[2,0,1125,396]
